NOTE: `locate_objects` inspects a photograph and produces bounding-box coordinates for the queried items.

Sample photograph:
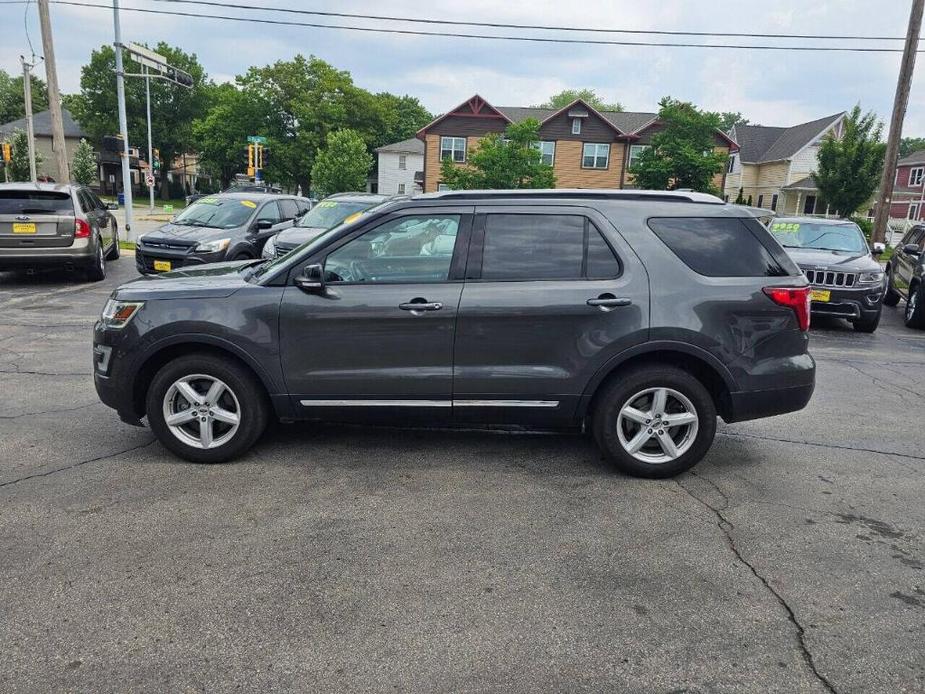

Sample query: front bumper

[809,284,883,320]
[93,322,144,426]
[135,245,227,274]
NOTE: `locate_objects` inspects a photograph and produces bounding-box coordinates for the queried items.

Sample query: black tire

[852,310,881,333]
[105,225,120,260]
[883,268,900,307]
[145,353,270,463]
[592,365,717,478]
[85,237,106,282]
[905,282,925,330]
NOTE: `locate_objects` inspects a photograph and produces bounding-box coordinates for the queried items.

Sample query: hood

[114,260,255,301]
[144,222,238,243]
[783,247,880,272]
[274,226,328,248]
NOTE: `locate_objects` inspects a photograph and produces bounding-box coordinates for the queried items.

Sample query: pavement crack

[0,401,102,420]
[676,475,839,694]
[0,439,156,489]
[0,369,90,376]
[840,361,923,404]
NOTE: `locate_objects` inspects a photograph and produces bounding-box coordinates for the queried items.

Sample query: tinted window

[0,190,74,215]
[648,217,793,277]
[481,214,620,280]
[257,201,282,223]
[278,199,299,220]
[325,215,460,283]
[77,189,95,214]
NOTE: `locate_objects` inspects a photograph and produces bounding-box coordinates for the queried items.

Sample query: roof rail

[421,189,724,204]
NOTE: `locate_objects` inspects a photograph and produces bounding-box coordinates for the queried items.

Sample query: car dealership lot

[1,259,923,693]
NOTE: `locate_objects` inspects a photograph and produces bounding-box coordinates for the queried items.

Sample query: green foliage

[851,215,874,240]
[5,129,41,181]
[734,187,745,204]
[310,129,373,196]
[534,89,623,112]
[439,119,556,190]
[0,69,48,124]
[71,138,96,185]
[718,112,749,133]
[899,136,925,158]
[70,43,209,198]
[815,105,885,216]
[747,195,753,206]
[628,97,727,193]
[371,92,432,148]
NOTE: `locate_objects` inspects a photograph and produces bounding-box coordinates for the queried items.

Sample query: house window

[803,195,817,215]
[726,155,736,173]
[437,183,451,192]
[757,194,764,208]
[909,202,919,220]
[911,167,924,186]
[571,118,582,135]
[533,141,555,166]
[582,143,610,169]
[771,194,778,211]
[440,136,466,163]
[397,183,406,194]
[398,154,407,170]
[628,145,649,170]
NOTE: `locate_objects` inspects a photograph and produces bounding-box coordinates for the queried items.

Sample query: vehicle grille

[140,240,192,251]
[803,269,857,287]
[275,246,293,259]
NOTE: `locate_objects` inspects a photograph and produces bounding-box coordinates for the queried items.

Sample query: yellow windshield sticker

[342,211,363,224]
[198,197,219,205]
[240,200,257,208]
[772,222,800,232]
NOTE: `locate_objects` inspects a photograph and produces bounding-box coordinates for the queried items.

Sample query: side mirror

[872,242,885,255]
[254,219,274,232]
[106,202,119,210]
[294,263,325,292]
[903,243,921,255]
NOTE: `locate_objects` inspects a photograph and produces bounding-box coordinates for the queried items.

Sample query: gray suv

[93,190,815,478]
[884,224,925,328]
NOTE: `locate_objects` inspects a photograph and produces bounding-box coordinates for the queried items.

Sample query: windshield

[297,199,376,229]
[173,197,256,229]
[769,220,867,253]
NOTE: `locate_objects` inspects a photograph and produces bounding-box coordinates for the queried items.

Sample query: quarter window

[911,167,924,186]
[628,144,649,169]
[440,136,466,163]
[533,141,555,166]
[324,215,461,284]
[480,214,620,281]
[582,143,610,169]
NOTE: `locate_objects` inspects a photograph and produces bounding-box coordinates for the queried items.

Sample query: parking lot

[1,257,923,693]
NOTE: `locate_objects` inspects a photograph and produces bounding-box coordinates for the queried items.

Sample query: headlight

[195,238,230,253]
[857,271,884,284]
[261,235,276,259]
[100,299,144,329]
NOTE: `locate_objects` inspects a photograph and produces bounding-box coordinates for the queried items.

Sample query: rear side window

[480,214,621,280]
[648,217,794,277]
[0,190,74,216]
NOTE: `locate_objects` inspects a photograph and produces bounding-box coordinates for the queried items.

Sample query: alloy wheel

[162,374,241,449]
[616,387,699,464]
[907,290,918,322]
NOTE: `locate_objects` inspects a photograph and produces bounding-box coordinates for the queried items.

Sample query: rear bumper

[0,238,93,267]
[726,381,815,423]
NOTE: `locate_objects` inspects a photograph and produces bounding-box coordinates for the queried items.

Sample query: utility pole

[873,0,925,245]
[112,0,133,238]
[37,0,69,183]
[20,56,38,183]
[144,65,154,212]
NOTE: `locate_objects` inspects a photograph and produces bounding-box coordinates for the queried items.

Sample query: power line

[39,0,925,53]
[149,0,915,43]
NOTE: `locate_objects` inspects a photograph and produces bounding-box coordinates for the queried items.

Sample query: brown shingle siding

[553,141,624,188]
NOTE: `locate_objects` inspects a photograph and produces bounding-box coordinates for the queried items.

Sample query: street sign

[145,174,155,187]
[126,43,168,74]
[247,135,267,144]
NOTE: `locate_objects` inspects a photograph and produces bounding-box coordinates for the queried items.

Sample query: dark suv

[93,190,815,478]
[884,224,925,328]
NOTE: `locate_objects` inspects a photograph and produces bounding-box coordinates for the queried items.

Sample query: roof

[0,108,87,139]
[419,188,725,205]
[375,137,425,155]
[897,149,925,166]
[782,175,819,191]
[733,113,844,163]
[325,192,391,202]
[0,181,76,192]
[495,106,657,135]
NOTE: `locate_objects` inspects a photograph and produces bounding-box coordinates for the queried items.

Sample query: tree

[735,187,745,204]
[628,97,727,194]
[372,92,432,148]
[439,118,556,190]
[5,129,41,181]
[310,129,373,196]
[0,69,49,124]
[814,105,885,216]
[899,136,925,158]
[534,89,623,112]
[71,138,96,185]
[193,83,268,188]
[70,43,209,198]
[718,112,749,133]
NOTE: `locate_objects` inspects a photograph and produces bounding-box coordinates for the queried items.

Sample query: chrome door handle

[587,296,631,308]
[399,301,443,312]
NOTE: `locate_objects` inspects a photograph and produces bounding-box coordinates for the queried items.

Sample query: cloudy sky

[3,0,925,134]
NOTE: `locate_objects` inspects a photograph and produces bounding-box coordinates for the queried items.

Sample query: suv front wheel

[592,365,717,478]
[146,354,269,463]
[905,282,925,329]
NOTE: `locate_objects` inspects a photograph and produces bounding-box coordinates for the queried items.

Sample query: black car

[94,189,815,479]
[884,224,925,328]
[0,182,120,281]
[263,192,390,259]
[768,217,886,332]
[136,193,309,274]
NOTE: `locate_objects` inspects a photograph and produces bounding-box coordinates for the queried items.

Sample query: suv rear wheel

[905,282,925,329]
[85,237,106,282]
[592,365,717,478]
[145,354,269,463]
[883,268,900,307]
[105,226,120,261]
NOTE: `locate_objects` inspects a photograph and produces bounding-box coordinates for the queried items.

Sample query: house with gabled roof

[724,112,846,214]
[416,95,737,193]
[887,149,925,221]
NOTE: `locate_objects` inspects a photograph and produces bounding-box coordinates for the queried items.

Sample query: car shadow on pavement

[0,267,90,287]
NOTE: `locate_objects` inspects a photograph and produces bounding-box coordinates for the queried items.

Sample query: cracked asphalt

[1,258,924,693]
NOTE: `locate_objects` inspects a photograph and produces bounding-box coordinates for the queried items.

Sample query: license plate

[12,222,36,234]
[153,260,172,272]
[811,289,831,302]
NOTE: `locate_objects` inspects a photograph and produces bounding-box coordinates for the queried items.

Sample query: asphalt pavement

[1,258,923,693]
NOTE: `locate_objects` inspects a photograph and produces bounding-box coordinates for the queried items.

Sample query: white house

[375,137,424,196]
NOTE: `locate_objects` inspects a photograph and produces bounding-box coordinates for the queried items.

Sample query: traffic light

[246,144,255,177]
[152,148,161,172]
[166,67,194,88]
[1,142,10,163]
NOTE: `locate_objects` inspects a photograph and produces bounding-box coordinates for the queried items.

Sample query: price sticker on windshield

[772,222,800,232]
[240,200,257,208]
[198,197,219,205]
[317,201,338,208]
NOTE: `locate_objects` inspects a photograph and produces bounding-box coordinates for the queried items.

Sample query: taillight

[763,286,811,331]
[74,219,91,238]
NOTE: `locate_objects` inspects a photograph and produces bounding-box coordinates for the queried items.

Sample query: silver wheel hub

[909,291,918,319]
[616,387,699,464]
[162,374,241,450]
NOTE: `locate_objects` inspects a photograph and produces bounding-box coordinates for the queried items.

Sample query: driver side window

[324,215,461,284]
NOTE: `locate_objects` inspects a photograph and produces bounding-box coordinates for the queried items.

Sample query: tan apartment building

[417,95,736,193]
